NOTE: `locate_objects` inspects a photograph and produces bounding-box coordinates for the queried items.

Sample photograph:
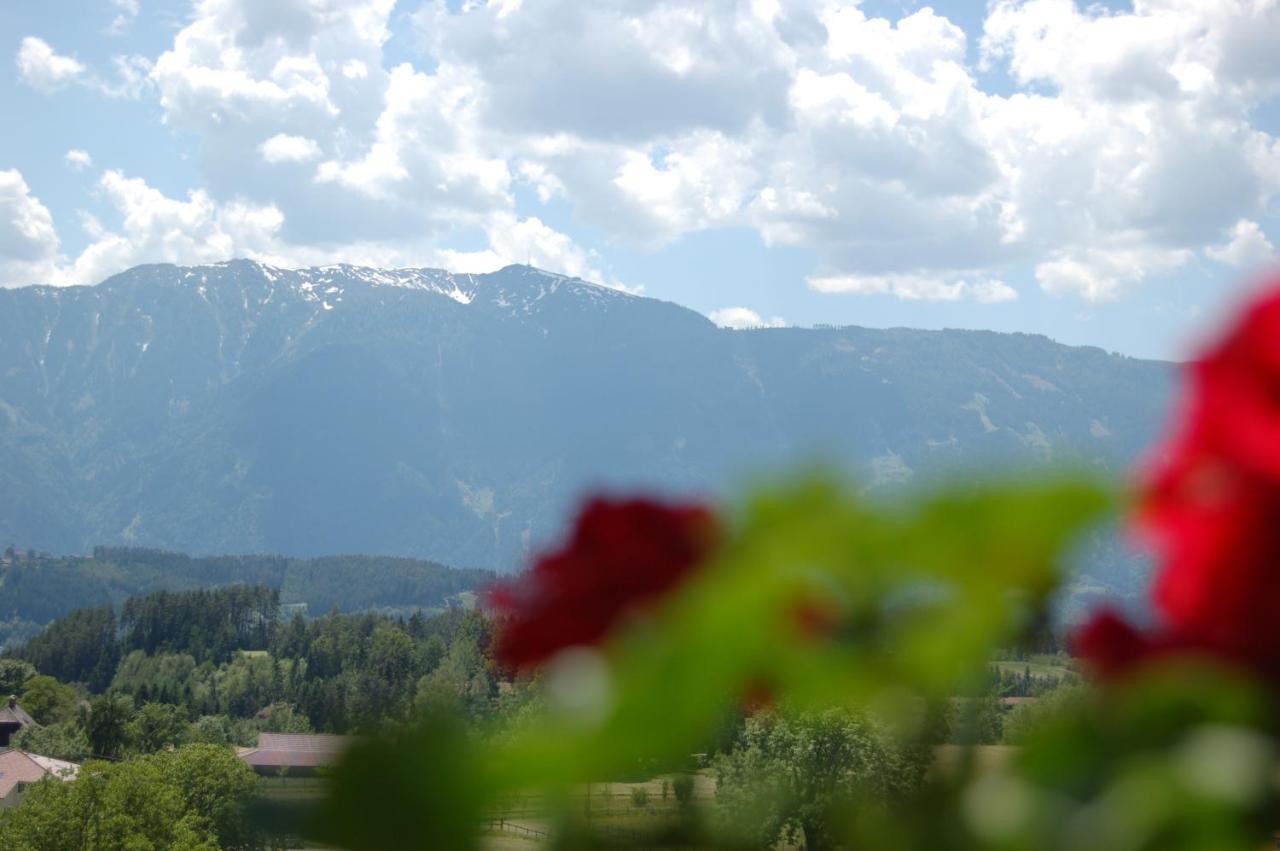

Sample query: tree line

[2,585,520,763]
[0,586,1087,851]
[0,546,493,648]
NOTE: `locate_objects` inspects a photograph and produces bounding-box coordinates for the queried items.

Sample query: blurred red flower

[1181,288,1280,480]
[1072,609,1161,681]
[487,497,721,669]
[1077,277,1280,681]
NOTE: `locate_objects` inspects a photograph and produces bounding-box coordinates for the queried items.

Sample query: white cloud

[437,212,609,285]
[64,149,93,171]
[315,61,509,215]
[708,307,786,329]
[15,35,150,98]
[62,171,285,285]
[1034,245,1193,302]
[517,161,566,203]
[808,273,1018,303]
[0,170,60,287]
[149,0,380,143]
[1206,219,1277,270]
[107,0,141,35]
[981,0,1280,102]
[422,0,795,142]
[259,133,322,163]
[99,54,154,99]
[15,37,86,91]
[810,273,961,300]
[607,132,758,245]
[971,279,1019,304]
[149,0,516,252]
[16,169,605,294]
[16,0,1280,307]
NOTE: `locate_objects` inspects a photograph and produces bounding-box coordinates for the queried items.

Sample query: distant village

[0,546,60,567]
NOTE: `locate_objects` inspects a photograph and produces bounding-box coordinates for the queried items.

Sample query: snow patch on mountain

[174,260,635,316]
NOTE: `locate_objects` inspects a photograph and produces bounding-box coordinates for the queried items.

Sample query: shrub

[672,774,695,806]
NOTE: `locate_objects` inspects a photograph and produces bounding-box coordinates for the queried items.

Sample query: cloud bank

[4,0,1279,303]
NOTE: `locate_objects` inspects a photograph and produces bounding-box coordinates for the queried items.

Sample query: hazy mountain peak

[0,260,1171,595]
[93,259,640,315]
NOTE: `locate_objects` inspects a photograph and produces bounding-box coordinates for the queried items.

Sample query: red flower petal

[1091,273,1280,685]
[1073,610,1159,681]
[487,497,720,669]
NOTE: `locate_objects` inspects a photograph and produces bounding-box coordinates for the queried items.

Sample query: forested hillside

[0,546,492,648]
[1,586,509,759]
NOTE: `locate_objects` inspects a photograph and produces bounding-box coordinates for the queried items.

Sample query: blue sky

[2,0,1278,360]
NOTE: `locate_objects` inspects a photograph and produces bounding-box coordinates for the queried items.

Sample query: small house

[0,696,35,748]
[0,750,79,809]
[236,732,350,777]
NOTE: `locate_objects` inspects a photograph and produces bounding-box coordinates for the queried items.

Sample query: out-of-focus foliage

[308,715,485,851]
[713,708,931,850]
[1001,683,1091,744]
[307,474,1122,850]
[983,668,1276,851]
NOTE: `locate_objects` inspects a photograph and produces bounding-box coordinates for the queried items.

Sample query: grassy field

[256,768,718,847]
[264,750,1016,848]
[992,656,1078,679]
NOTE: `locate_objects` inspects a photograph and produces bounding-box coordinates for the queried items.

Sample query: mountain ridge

[14,258,1153,356]
[0,260,1173,593]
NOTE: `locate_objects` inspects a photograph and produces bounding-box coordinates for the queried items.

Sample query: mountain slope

[0,260,1173,584]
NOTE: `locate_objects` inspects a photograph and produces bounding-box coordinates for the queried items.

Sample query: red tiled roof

[0,750,79,799]
[238,733,351,768]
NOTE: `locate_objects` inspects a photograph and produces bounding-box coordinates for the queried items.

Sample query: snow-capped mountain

[182,260,635,312]
[0,260,1171,596]
[88,259,641,354]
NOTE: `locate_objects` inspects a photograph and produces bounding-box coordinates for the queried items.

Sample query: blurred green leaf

[314,473,1115,849]
[311,713,487,851]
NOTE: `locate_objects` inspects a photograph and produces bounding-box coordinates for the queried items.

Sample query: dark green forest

[1,581,1073,763]
[0,546,493,648]
[1,584,517,762]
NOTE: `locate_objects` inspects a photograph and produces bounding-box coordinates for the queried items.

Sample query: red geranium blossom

[1180,288,1280,480]
[1144,453,1280,668]
[488,497,721,669]
[1077,276,1280,682]
[1073,609,1164,681]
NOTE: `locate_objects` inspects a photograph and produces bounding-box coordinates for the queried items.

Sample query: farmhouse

[236,732,351,777]
[0,750,79,809]
[0,696,35,748]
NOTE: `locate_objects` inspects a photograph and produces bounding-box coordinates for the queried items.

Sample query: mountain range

[0,260,1173,593]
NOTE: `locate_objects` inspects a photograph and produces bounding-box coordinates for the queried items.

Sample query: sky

[1,0,1278,360]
